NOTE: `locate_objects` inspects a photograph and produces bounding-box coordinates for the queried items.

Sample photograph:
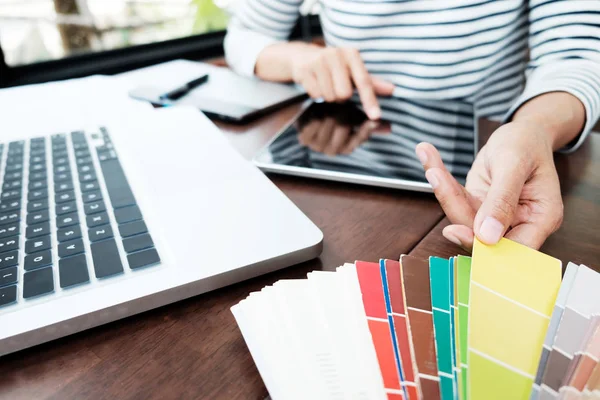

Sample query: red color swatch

[356,261,388,319]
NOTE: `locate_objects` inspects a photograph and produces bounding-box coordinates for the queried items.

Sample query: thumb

[474,163,529,245]
[371,77,395,96]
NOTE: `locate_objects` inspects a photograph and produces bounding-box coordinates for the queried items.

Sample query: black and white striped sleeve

[224,0,303,77]
[504,0,600,152]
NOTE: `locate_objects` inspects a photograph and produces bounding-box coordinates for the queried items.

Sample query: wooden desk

[0,102,598,400]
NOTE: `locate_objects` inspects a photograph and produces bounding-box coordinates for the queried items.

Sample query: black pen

[160,74,209,101]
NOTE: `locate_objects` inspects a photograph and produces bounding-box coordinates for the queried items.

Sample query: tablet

[254,99,478,192]
[128,61,307,123]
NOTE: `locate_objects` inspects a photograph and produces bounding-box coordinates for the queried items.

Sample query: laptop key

[28,189,48,201]
[53,164,70,174]
[7,155,23,164]
[80,181,99,193]
[0,236,19,254]
[79,172,97,183]
[0,212,20,226]
[71,131,86,142]
[25,235,51,254]
[0,250,19,269]
[82,190,102,203]
[4,171,22,181]
[30,171,47,181]
[30,149,46,157]
[57,225,82,243]
[56,190,75,204]
[75,149,90,158]
[84,200,106,215]
[0,285,17,308]
[30,155,46,164]
[1,190,21,201]
[57,212,79,229]
[86,212,109,228]
[0,200,21,213]
[0,224,19,239]
[5,163,23,172]
[27,210,50,225]
[88,225,113,242]
[23,267,54,299]
[91,239,124,278]
[76,156,93,165]
[128,248,160,270]
[26,222,51,239]
[78,164,94,175]
[2,180,22,191]
[114,205,142,224]
[0,266,18,287]
[119,220,148,238]
[54,172,72,183]
[58,238,85,258]
[99,158,136,208]
[72,142,88,151]
[59,254,90,288]
[28,178,48,190]
[55,181,74,193]
[56,201,77,216]
[27,199,49,212]
[123,233,154,254]
[24,250,53,271]
[52,150,68,159]
[29,163,45,173]
[53,157,69,166]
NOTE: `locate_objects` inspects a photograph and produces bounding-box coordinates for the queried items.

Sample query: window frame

[0,15,322,88]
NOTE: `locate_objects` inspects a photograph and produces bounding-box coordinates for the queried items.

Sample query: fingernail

[444,232,462,247]
[425,170,439,189]
[478,216,504,244]
[416,149,428,165]
[369,107,381,120]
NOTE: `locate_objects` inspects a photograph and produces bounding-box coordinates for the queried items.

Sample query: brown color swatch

[543,350,572,391]
[400,255,440,400]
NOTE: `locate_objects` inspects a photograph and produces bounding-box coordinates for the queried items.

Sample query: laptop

[126,60,307,123]
[0,107,323,356]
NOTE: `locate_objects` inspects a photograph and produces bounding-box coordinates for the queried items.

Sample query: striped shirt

[224,0,600,152]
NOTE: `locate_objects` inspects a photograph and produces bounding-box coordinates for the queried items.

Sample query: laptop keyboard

[0,129,160,309]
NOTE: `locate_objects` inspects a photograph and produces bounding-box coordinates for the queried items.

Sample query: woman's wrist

[511,92,585,151]
[255,42,323,82]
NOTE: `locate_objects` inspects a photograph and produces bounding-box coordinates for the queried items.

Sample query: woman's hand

[290,47,395,120]
[415,120,564,250]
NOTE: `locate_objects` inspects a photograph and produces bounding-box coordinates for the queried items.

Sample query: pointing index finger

[342,48,380,120]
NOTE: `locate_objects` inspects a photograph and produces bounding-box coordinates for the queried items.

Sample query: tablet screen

[254,98,477,189]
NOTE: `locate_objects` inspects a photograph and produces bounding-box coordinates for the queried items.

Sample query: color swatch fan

[232,238,600,400]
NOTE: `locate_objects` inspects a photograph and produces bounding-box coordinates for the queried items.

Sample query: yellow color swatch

[469,283,550,375]
[468,238,562,400]
[471,238,561,315]
[469,351,534,400]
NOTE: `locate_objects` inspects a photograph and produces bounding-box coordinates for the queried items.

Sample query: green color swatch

[429,257,454,400]
[457,255,472,400]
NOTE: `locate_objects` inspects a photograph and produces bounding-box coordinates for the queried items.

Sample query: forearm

[255,42,322,82]
[511,92,586,152]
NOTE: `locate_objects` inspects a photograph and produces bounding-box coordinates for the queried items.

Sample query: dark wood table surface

[0,101,598,400]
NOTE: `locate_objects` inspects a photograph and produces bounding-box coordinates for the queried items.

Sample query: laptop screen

[0,0,227,67]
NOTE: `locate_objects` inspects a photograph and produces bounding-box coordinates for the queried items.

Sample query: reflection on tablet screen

[255,98,476,186]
